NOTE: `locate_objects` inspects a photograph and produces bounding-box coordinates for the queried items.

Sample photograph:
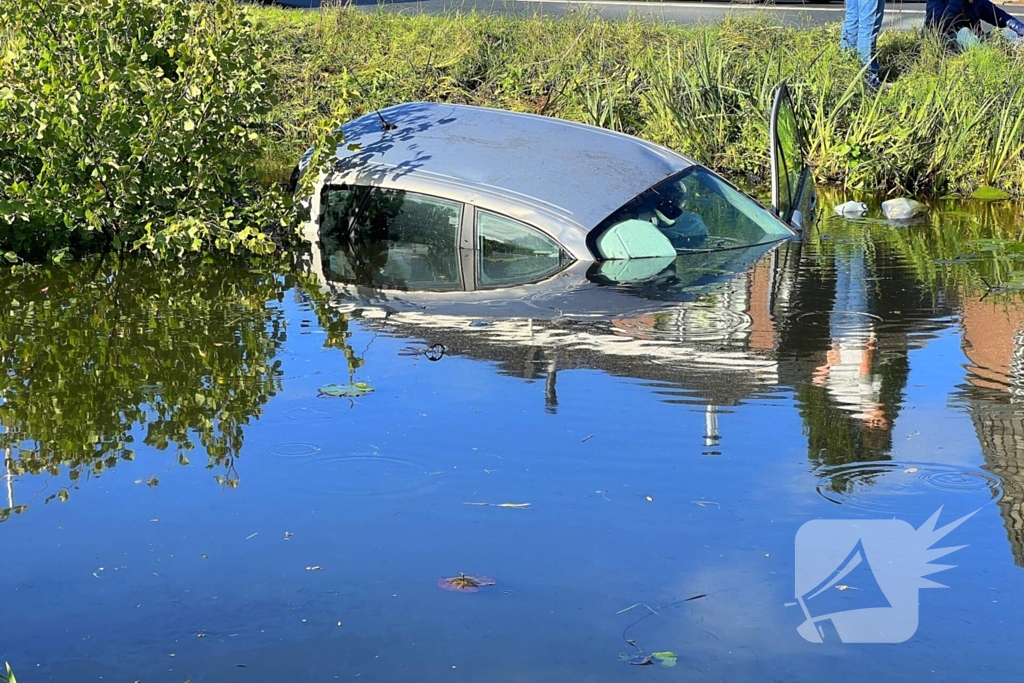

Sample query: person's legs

[842,0,861,51]
[857,0,885,84]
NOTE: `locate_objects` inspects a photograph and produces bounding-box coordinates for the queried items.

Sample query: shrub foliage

[0,0,286,259]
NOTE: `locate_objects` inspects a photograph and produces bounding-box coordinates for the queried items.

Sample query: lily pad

[972,185,1011,201]
[318,382,374,398]
[651,652,678,668]
[437,573,496,593]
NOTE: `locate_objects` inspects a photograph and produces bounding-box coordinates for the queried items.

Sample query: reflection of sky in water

[5,208,1024,680]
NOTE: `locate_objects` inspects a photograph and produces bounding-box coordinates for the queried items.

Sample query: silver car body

[300,102,799,260]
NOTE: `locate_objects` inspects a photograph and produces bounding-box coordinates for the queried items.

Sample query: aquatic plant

[437,573,497,592]
[0,663,16,683]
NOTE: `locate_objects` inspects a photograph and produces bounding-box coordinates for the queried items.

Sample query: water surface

[3,200,1024,681]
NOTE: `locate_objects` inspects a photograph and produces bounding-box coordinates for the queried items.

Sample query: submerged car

[297,85,815,285]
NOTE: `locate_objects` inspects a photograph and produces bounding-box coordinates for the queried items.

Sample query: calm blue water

[3,205,1024,681]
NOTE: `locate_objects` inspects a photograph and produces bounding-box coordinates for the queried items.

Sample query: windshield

[591,167,794,256]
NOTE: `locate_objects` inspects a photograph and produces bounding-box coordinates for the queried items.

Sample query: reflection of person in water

[813,331,888,429]
[810,244,889,430]
[779,237,915,474]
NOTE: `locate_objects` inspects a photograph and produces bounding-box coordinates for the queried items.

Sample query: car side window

[319,185,464,290]
[476,212,567,287]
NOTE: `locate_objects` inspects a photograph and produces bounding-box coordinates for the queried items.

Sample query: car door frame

[769,83,816,231]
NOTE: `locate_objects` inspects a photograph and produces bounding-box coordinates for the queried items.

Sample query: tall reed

[252,8,1024,197]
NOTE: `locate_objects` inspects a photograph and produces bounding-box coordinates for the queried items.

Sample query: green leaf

[318,382,375,398]
[651,652,678,668]
[972,186,1011,201]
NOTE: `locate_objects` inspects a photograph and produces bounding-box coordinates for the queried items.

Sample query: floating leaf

[651,652,678,668]
[437,573,496,593]
[318,382,374,398]
[972,185,1011,201]
[146,476,159,487]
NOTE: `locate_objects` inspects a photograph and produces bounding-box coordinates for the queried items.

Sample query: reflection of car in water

[300,232,796,430]
[295,86,815,270]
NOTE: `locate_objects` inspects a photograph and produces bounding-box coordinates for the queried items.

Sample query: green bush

[0,0,288,259]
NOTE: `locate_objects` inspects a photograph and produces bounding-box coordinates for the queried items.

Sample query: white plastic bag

[834,201,868,218]
[882,198,928,221]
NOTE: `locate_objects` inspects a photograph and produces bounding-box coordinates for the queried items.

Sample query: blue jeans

[842,0,885,79]
[926,0,1022,34]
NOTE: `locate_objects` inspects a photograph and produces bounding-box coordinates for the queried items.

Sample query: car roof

[332,102,695,231]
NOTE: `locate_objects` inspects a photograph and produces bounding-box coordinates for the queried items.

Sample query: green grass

[249,7,1024,198]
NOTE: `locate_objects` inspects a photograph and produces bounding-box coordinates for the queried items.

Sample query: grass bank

[254,7,1024,198]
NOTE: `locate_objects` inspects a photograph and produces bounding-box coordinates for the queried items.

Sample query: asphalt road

[278,0,1023,30]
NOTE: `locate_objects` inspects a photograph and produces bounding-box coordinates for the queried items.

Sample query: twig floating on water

[616,602,659,615]
[462,502,531,508]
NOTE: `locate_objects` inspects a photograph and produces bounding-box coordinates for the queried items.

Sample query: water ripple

[815,461,1002,512]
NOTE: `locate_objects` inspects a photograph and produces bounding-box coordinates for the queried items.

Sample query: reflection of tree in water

[292,268,365,376]
[0,258,289,518]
